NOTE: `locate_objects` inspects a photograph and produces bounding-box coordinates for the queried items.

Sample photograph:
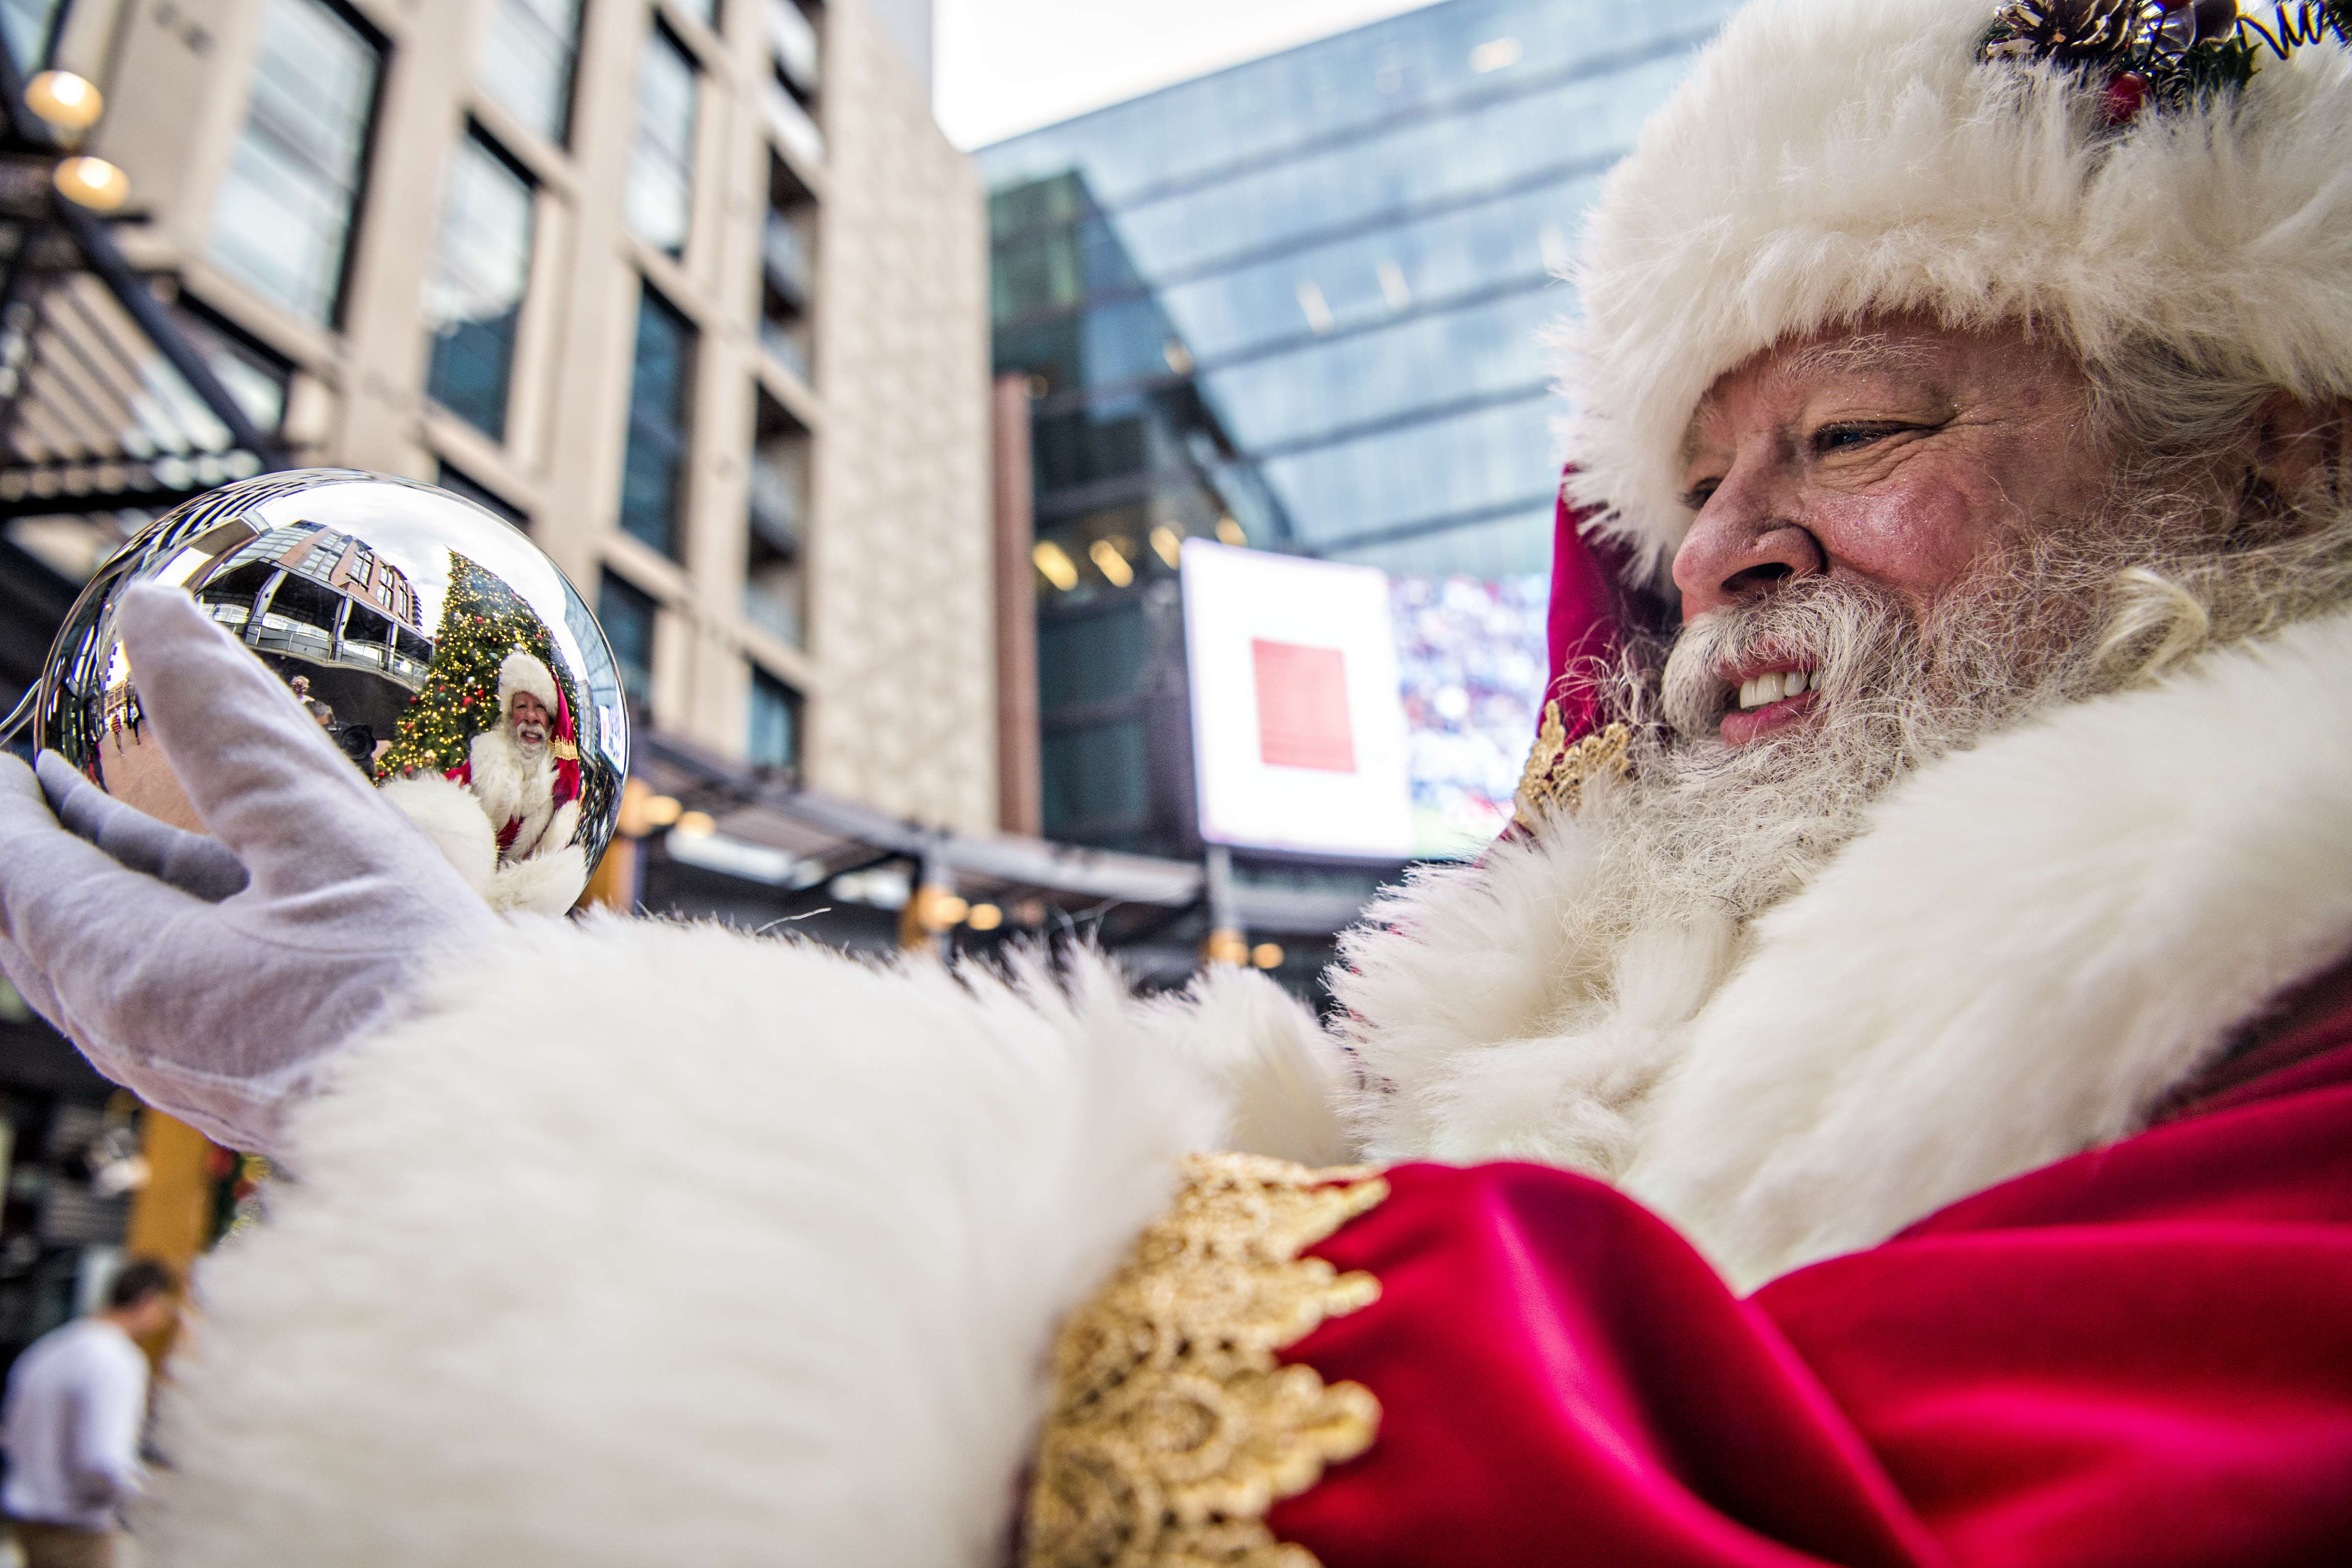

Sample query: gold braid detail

[1513,705,1631,831]
[1022,1152,1390,1568]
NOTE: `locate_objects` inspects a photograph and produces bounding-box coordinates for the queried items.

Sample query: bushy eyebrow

[1679,334,1951,469]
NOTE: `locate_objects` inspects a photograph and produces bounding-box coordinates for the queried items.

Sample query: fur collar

[467,727,558,855]
[1336,607,2352,1288]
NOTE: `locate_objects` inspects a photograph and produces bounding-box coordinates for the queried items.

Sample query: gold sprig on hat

[1979,1,2346,122]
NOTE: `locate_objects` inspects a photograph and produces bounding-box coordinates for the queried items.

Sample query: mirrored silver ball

[31,469,630,908]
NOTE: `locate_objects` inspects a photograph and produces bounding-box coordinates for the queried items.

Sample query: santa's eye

[1812,422,1910,454]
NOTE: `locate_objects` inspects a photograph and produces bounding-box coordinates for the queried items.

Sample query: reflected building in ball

[188,521,434,690]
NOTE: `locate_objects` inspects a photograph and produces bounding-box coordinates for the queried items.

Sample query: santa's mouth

[1718,665,1821,744]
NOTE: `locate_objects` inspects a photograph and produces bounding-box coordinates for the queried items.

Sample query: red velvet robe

[1269,1011,2352,1565]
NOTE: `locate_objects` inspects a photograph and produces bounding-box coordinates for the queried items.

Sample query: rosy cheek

[1812,485,2001,605]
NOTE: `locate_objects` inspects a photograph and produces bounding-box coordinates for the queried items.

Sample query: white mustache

[1662,582,1913,739]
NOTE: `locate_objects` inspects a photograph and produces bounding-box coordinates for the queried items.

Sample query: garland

[1981,1,2350,122]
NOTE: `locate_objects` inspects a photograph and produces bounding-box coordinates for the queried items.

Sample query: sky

[932,0,1440,150]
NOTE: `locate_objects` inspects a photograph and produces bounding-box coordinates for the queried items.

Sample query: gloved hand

[35,751,249,904]
[0,582,503,1159]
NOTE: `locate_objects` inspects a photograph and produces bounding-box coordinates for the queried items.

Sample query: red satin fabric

[1268,1040,2352,1566]
[1542,482,1673,747]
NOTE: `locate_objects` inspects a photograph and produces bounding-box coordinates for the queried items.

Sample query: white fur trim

[1627,607,2352,1285]
[1341,608,2352,1286]
[1140,964,1353,1167]
[545,797,579,857]
[465,726,556,857]
[1334,818,1737,1177]
[378,774,495,899]
[486,843,586,915]
[1558,0,2352,578]
[146,926,1226,1566]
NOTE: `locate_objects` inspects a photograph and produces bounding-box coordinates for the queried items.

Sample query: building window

[208,0,382,326]
[171,302,293,442]
[424,133,535,441]
[744,390,806,646]
[618,285,692,559]
[599,570,657,705]
[435,459,528,529]
[624,25,699,255]
[760,0,823,166]
[0,0,66,72]
[747,665,799,774]
[477,0,581,146]
[759,154,814,384]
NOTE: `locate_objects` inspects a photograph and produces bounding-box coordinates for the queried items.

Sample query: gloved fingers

[0,750,208,1020]
[111,582,458,902]
[36,750,248,903]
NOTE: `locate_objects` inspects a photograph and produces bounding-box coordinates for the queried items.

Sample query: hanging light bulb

[53,156,129,212]
[24,70,103,135]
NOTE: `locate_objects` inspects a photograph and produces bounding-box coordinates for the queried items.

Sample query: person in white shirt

[0,1259,176,1568]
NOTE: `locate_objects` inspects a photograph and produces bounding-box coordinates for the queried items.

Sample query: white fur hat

[496,650,559,717]
[1558,0,2352,582]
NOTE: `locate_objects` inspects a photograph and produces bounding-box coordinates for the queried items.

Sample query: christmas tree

[376,551,579,781]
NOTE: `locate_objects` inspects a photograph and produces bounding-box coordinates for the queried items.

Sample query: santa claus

[0,0,2348,1563]
[381,650,587,916]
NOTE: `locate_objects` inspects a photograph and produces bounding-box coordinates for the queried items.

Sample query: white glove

[0,582,502,1158]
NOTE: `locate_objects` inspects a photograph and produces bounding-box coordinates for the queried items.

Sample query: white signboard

[1180,539,1413,858]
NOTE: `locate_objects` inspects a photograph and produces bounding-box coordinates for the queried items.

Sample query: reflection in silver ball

[32,469,630,912]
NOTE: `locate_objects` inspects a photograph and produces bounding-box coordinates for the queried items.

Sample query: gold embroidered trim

[1022,1152,1390,1568]
[1513,705,1631,830]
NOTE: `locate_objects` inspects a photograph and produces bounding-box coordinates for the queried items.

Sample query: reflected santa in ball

[24,468,629,915]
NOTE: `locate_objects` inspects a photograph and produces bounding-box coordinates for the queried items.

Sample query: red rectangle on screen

[1252,639,1355,772]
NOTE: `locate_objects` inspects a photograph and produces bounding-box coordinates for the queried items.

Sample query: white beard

[466,724,558,859]
[1335,492,2352,1198]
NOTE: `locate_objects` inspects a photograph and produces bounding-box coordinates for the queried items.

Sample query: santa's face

[510,690,550,749]
[1671,319,2112,746]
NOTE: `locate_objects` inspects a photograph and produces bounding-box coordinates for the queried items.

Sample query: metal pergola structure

[630,728,1391,976]
[0,30,282,529]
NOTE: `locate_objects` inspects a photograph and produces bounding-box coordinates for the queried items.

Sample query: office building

[980,0,1742,860]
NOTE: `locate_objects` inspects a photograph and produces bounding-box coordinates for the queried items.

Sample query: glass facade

[424,134,536,441]
[979,0,1738,856]
[619,285,693,558]
[625,25,700,255]
[477,0,583,146]
[208,0,382,327]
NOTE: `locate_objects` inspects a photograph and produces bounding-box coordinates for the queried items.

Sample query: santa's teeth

[1736,668,1816,710]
